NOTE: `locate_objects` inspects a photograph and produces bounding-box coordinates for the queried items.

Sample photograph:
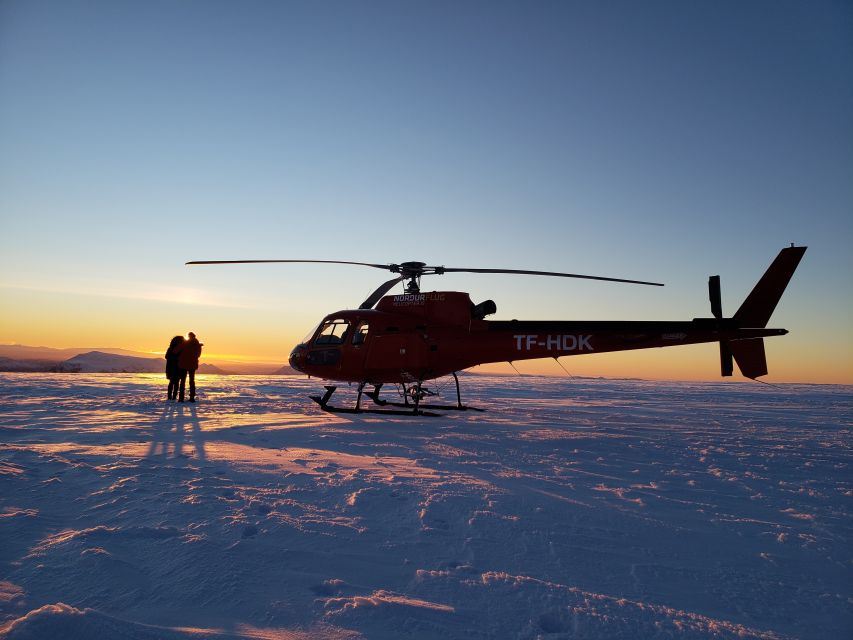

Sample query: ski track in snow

[0,373,850,639]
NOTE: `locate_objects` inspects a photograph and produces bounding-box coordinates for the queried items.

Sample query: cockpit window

[352,322,369,345]
[314,320,350,345]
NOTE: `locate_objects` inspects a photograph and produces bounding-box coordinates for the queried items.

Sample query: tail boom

[473,246,804,380]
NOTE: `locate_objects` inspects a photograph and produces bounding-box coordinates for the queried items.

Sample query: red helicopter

[188,246,805,415]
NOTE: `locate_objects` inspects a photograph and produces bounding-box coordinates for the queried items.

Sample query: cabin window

[314,320,350,345]
[352,322,369,345]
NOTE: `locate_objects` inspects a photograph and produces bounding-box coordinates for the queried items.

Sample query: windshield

[299,322,322,344]
[314,319,351,345]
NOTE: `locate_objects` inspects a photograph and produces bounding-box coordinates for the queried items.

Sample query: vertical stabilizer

[733,246,806,328]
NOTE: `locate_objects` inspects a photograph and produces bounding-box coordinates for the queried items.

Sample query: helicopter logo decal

[392,293,446,306]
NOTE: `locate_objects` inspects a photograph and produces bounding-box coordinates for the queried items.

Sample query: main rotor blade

[360,276,405,310]
[186,259,391,269]
[185,259,663,286]
[440,267,664,287]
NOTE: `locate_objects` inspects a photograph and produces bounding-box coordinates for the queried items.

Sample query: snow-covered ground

[0,373,850,639]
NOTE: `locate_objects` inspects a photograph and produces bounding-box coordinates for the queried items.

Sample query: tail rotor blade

[720,340,733,377]
[709,275,723,319]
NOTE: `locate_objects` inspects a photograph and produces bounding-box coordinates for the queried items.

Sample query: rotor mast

[390,261,440,294]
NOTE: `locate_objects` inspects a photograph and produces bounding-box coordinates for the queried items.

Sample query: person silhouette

[165,335,185,401]
[178,332,203,402]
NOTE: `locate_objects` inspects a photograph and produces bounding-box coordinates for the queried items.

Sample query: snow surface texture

[0,373,850,639]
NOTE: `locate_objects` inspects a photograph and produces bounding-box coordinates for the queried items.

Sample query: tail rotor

[708,246,806,380]
[709,275,734,377]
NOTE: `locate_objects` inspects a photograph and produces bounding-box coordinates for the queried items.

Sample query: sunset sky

[1,1,851,383]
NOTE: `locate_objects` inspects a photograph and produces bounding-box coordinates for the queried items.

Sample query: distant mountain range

[56,351,232,374]
[0,344,298,375]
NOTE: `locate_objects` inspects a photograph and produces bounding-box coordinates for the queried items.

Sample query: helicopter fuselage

[287,290,785,384]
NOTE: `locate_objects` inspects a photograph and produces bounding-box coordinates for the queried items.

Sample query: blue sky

[1,1,851,381]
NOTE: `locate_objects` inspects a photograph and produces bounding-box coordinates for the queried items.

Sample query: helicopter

[187,245,806,416]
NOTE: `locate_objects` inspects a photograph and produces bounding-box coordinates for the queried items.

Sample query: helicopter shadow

[146,403,206,463]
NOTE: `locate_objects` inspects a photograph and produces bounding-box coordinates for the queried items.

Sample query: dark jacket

[178,336,202,371]
[165,344,181,380]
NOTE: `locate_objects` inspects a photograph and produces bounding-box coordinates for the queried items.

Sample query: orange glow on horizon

[1,287,851,385]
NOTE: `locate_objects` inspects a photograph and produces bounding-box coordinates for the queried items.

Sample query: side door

[364,330,428,380]
[343,320,371,375]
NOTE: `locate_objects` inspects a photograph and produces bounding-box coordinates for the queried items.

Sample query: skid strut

[309,385,337,408]
[310,383,439,416]
[364,383,386,406]
[366,373,484,413]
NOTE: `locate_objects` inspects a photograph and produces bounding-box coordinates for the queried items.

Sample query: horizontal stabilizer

[734,246,806,328]
[731,339,768,379]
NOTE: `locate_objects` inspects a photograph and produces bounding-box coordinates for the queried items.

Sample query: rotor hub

[392,261,431,294]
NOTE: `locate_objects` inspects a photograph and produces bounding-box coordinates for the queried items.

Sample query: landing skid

[368,400,485,412]
[308,373,483,416]
[309,386,440,416]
